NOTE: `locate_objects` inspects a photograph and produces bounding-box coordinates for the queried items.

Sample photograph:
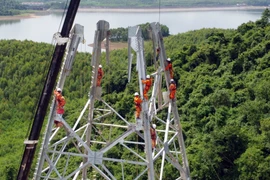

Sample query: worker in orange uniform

[165,58,174,79]
[97,64,103,87]
[150,124,157,150]
[134,92,143,119]
[141,75,152,100]
[169,79,177,100]
[54,88,66,127]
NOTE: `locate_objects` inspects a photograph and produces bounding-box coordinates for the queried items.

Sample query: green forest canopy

[110,23,170,42]
[1,0,270,12]
[0,8,270,180]
[77,0,270,8]
[0,0,25,15]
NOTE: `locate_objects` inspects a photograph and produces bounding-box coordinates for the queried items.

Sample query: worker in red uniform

[165,58,174,79]
[150,124,157,150]
[97,64,104,87]
[169,79,177,100]
[54,88,66,127]
[141,75,152,100]
[134,92,143,119]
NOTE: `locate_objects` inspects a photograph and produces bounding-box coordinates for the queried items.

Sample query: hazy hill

[13,0,270,8]
[0,9,270,179]
[2,0,268,14]
[0,0,25,15]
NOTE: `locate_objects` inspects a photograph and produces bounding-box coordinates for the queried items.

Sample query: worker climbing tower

[17,1,82,179]
[32,18,190,179]
[34,23,85,179]
[16,0,190,177]
[147,22,191,180]
[127,23,191,180]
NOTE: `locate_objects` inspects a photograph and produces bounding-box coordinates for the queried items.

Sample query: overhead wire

[152,0,162,125]
[24,0,70,139]
[58,0,69,33]
[159,0,161,24]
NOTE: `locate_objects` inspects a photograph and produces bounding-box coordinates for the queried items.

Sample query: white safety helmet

[170,79,174,83]
[99,65,102,68]
[167,58,171,62]
[134,92,139,96]
[152,124,156,129]
[57,88,62,92]
[146,75,150,79]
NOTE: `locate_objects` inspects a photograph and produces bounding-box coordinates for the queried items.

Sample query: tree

[256,8,270,27]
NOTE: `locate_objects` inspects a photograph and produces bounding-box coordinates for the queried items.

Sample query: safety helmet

[99,65,102,68]
[146,75,150,79]
[167,58,171,62]
[134,92,139,96]
[57,88,62,92]
[152,124,156,129]
[170,79,174,82]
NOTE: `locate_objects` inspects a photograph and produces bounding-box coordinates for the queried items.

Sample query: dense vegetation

[0,0,26,15]
[13,0,270,9]
[1,0,269,15]
[1,8,270,180]
[110,23,170,42]
[78,0,270,8]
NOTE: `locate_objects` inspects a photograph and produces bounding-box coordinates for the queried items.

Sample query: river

[0,9,265,52]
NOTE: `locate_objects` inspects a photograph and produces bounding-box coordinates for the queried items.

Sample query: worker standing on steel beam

[54,88,66,127]
[169,79,177,101]
[150,124,157,151]
[134,92,143,119]
[165,58,174,79]
[97,64,104,87]
[141,74,153,100]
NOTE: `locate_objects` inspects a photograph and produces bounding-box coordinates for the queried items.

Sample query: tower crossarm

[89,20,110,100]
[57,24,84,90]
[128,25,146,95]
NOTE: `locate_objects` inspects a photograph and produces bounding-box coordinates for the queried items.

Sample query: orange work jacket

[54,90,66,111]
[142,78,152,90]
[169,83,177,99]
[150,128,157,140]
[169,83,176,92]
[97,68,103,79]
[165,62,173,71]
[134,96,143,108]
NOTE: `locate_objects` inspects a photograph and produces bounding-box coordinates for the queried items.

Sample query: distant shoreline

[0,13,38,21]
[78,6,268,13]
[0,6,268,21]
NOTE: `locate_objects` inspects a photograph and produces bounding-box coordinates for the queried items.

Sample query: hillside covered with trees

[0,9,270,180]
[1,0,269,16]
[78,0,270,8]
[110,23,170,42]
[10,0,270,9]
[0,0,26,15]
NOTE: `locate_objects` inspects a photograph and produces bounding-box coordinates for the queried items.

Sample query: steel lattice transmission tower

[34,20,190,180]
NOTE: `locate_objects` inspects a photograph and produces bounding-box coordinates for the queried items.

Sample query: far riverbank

[0,14,38,21]
[0,6,268,21]
[78,6,269,13]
